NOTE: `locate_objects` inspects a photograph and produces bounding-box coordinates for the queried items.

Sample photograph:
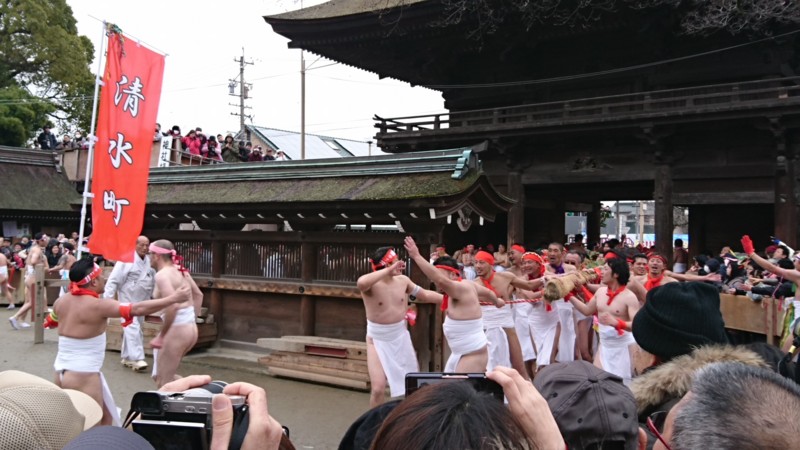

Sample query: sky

[65,0,444,143]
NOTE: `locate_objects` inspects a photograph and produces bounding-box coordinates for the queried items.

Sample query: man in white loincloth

[357,245,440,407]
[404,236,503,373]
[566,257,639,385]
[506,244,537,378]
[520,251,560,372]
[47,258,190,425]
[545,242,579,363]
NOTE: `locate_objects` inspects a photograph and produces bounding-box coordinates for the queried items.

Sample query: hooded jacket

[631,345,768,449]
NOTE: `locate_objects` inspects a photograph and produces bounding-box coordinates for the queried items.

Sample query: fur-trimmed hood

[631,344,767,415]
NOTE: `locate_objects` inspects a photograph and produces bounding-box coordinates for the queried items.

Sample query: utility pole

[230,48,253,135]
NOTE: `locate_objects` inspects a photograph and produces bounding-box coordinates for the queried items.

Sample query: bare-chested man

[635,252,678,292]
[568,257,639,385]
[49,258,190,425]
[473,250,544,380]
[564,250,595,362]
[506,244,537,376]
[517,252,557,375]
[357,246,440,407]
[545,242,579,363]
[9,232,48,329]
[148,239,204,388]
[673,238,689,273]
[404,237,503,373]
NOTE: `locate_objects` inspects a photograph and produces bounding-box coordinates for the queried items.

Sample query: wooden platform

[106,320,217,356]
[257,336,369,391]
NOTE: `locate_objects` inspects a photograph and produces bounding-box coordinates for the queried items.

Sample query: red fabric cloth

[644,273,664,291]
[605,284,626,306]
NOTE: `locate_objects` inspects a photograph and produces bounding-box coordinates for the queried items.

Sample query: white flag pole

[77,21,108,259]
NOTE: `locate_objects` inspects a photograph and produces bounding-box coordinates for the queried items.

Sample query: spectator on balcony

[221,135,239,163]
[181,129,200,155]
[202,135,221,161]
[154,123,162,142]
[74,132,89,150]
[239,141,252,162]
[55,134,77,151]
[248,146,264,162]
[37,124,57,150]
[263,147,276,161]
[274,150,288,161]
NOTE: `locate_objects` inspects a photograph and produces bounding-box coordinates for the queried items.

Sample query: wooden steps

[257,336,369,391]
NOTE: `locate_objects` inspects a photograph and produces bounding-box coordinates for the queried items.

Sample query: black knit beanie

[632,282,728,360]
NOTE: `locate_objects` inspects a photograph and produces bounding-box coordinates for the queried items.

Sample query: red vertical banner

[91,31,165,262]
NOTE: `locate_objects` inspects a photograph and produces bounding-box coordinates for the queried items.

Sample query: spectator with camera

[249,146,264,161]
[203,135,221,161]
[369,366,564,450]
[222,135,240,163]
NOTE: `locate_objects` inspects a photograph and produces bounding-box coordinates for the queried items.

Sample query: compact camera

[126,381,249,450]
[405,372,504,401]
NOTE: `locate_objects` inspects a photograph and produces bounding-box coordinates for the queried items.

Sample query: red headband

[474,251,495,265]
[511,244,525,254]
[150,243,189,274]
[604,251,619,260]
[435,265,462,280]
[371,249,398,272]
[648,253,668,265]
[522,252,546,278]
[74,263,101,286]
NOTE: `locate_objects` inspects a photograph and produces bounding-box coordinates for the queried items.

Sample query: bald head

[135,235,150,259]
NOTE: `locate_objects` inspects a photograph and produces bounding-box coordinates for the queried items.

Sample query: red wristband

[580,285,594,301]
[615,318,626,335]
[119,303,133,327]
[564,292,574,301]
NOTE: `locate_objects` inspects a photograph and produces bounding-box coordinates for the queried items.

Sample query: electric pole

[230,48,253,135]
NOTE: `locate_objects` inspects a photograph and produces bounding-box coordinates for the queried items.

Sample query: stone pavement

[0,307,371,449]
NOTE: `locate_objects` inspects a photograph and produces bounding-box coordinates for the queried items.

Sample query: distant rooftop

[240,125,376,160]
[267,0,427,21]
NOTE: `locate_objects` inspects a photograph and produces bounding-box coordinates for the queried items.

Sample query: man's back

[55,294,109,339]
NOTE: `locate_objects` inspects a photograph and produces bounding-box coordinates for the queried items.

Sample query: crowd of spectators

[161,124,288,164]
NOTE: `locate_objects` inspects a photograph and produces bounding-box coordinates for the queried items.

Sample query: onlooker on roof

[654,362,800,450]
[249,146,264,162]
[221,135,240,163]
[263,147,276,160]
[55,134,77,151]
[202,135,220,161]
[37,124,57,150]
[534,360,645,450]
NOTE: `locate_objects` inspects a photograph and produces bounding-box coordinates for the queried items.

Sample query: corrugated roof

[248,126,373,159]
[0,147,81,213]
[267,0,428,21]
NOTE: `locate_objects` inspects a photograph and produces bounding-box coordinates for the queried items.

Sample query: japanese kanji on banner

[91,30,165,262]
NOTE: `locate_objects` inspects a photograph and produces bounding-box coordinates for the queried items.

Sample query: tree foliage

[436,0,800,39]
[0,0,94,145]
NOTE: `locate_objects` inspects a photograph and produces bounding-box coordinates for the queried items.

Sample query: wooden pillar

[587,202,601,248]
[654,164,674,260]
[507,170,525,247]
[299,239,316,336]
[209,240,224,340]
[33,265,45,344]
[774,148,797,249]
[549,201,566,244]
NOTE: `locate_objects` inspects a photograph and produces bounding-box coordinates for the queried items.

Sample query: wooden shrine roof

[0,147,80,218]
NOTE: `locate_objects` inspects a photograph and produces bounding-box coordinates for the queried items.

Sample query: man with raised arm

[357,245,440,407]
[148,239,204,388]
[404,236,503,373]
[472,250,545,380]
[567,257,639,385]
[47,258,190,426]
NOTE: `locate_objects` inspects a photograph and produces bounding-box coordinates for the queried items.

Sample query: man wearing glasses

[9,232,48,329]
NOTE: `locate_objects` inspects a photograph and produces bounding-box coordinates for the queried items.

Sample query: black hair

[606,238,620,248]
[777,258,794,270]
[69,258,96,283]
[432,256,459,270]
[775,245,791,258]
[675,238,684,246]
[62,242,74,251]
[607,257,630,285]
[370,247,394,265]
[34,232,45,240]
[633,253,648,262]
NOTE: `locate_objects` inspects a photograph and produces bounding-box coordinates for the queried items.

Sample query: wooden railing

[375,77,800,136]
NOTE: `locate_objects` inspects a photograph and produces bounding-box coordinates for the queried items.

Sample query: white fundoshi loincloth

[528,301,559,366]
[443,316,488,372]
[151,307,197,378]
[512,300,535,361]
[482,305,513,371]
[555,300,576,363]
[596,324,636,386]
[367,319,418,397]
[54,334,121,426]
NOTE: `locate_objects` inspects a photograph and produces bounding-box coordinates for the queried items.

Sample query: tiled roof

[0,147,81,213]
[266,0,428,21]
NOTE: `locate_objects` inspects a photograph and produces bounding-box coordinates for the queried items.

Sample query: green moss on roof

[0,164,80,211]
[148,171,479,205]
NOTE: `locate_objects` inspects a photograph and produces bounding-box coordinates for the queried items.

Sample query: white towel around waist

[597,324,636,385]
[54,334,120,426]
[444,316,487,372]
[482,305,514,329]
[367,319,418,397]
